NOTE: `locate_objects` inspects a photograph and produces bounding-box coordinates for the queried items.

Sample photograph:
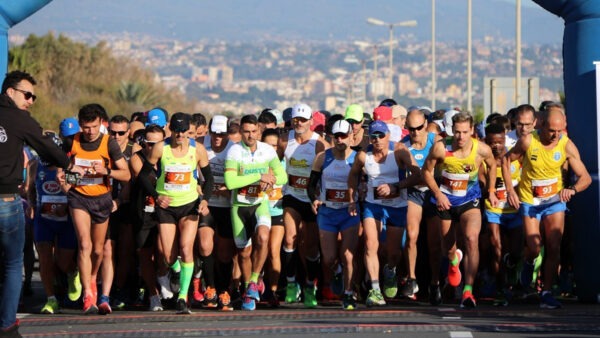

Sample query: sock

[334,264,342,275]
[178,261,194,300]
[250,272,260,284]
[463,284,473,294]
[201,254,215,287]
[48,295,57,302]
[371,281,380,291]
[541,290,551,297]
[344,290,353,296]
[282,248,296,279]
[450,252,459,266]
[384,264,396,278]
[171,259,181,273]
[306,254,321,282]
[216,261,233,293]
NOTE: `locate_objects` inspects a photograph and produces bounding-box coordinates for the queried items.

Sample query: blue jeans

[0,195,24,329]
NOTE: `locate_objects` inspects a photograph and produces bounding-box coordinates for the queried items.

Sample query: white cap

[444,109,459,136]
[331,120,351,135]
[291,103,312,119]
[210,115,228,134]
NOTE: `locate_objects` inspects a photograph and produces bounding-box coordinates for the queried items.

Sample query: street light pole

[432,0,436,110]
[467,0,472,113]
[516,0,522,105]
[367,18,417,99]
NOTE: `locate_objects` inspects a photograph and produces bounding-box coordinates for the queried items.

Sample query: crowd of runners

[6,70,591,318]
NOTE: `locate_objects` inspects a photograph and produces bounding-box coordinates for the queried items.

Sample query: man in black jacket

[0,70,83,336]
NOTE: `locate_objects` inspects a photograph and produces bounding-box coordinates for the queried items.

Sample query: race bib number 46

[289,175,308,190]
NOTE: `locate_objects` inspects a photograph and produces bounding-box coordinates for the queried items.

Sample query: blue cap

[369,120,389,135]
[146,108,167,127]
[59,117,79,137]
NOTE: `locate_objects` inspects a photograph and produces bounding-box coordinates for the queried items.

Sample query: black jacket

[0,95,70,194]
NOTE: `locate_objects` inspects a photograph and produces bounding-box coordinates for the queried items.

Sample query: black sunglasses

[109,130,128,136]
[144,140,158,145]
[346,119,362,125]
[407,123,425,132]
[12,88,37,102]
[333,133,349,139]
[370,133,386,140]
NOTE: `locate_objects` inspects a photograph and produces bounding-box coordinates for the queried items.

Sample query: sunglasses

[109,130,128,136]
[346,119,362,125]
[12,88,37,102]
[407,123,425,132]
[292,117,309,123]
[370,133,386,140]
[144,140,158,146]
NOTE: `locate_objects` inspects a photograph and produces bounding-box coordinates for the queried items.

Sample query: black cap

[170,112,191,133]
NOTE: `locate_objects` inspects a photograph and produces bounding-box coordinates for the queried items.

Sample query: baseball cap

[369,120,390,135]
[169,112,191,133]
[392,105,407,119]
[310,111,326,133]
[344,104,364,122]
[210,115,228,134]
[282,107,293,123]
[373,106,392,121]
[270,109,284,125]
[331,120,351,135]
[291,103,312,119]
[59,117,79,137]
[146,107,168,127]
[444,109,460,136]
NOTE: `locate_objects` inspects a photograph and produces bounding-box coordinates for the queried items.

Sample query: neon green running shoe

[303,286,317,308]
[68,270,82,301]
[41,298,59,314]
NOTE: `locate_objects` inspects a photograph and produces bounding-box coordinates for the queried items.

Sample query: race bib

[289,175,308,190]
[532,178,560,205]
[40,195,68,221]
[236,184,262,204]
[440,171,469,197]
[144,196,155,213]
[267,186,283,201]
[164,164,192,191]
[74,157,104,185]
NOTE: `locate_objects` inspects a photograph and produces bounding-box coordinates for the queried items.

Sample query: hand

[506,190,521,209]
[311,200,323,215]
[488,192,499,208]
[560,188,576,203]
[56,169,66,185]
[348,202,358,216]
[69,165,86,176]
[260,173,276,186]
[111,200,119,212]
[92,162,107,175]
[435,192,452,211]
[198,199,210,216]
[156,195,171,209]
[375,184,392,198]
[260,181,271,192]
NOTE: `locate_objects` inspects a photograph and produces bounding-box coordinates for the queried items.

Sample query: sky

[11,0,564,44]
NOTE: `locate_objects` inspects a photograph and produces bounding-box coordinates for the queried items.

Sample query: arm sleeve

[199,165,213,202]
[139,161,159,200]
[223,169,261,190]
[107,138,125,163]
[307,170,322,203]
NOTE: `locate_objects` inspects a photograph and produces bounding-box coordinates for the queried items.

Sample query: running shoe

[67,270,82,302]
[263,289,280,308]
[285,282,301,303]
[204,287,218,308]
[91,280,98,303]
[83,294,98,315]
[192,277,204,303]
[257,278,265,296]
[493,291,508,307]
[429,284,442,306]
[540,292,562,309]
[157,273,174,299]
[460,290,477,308]
[342,294,357,311]
[111,288,127,310]
[176,298,191,314]
[98,295,112,315]
[41,298,59,314]
[303,285,318,308]
[321,285,340,301]
[149,295,163,312]
[219,291,234,311]
[383,267,398,299]
[241,296,256,311]
[366,289,386,307]
[400,278,419,299]
[448,249,463,287]
[246,282,260,301]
